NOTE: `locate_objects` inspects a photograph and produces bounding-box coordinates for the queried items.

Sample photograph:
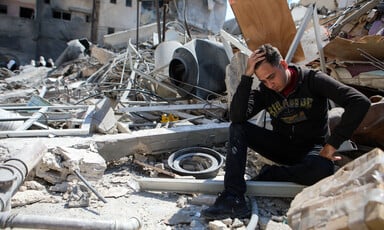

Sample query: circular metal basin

[167,147,224,179]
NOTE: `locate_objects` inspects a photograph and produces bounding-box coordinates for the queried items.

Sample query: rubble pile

[0,0,383,229]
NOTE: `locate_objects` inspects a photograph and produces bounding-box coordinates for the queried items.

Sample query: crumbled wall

[176,0,227,34]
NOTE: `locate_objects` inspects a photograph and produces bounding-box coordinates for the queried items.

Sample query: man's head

[253,44,290,93]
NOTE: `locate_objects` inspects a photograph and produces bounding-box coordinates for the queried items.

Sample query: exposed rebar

[73,169,107,203]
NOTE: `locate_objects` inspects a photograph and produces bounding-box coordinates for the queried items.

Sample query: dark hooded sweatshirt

[230,65,370,149]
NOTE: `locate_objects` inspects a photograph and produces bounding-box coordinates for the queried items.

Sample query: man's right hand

[245,49,266,76]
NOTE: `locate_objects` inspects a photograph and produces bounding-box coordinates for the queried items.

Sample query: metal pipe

[285,3,314,64]
[247,196,259,230]
[136,0,140,50]
[0,140,142,229]
[162,2,167,42]
[138,178,305,198]
[0,212,141,230]
[73,169,107,203]
[312,3,326,73]
[0,140,46,211]
[358,48,384,70]
[155,0,161,43]
[16,107,49,131]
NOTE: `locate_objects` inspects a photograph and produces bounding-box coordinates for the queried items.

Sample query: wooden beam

[229,0,305,63]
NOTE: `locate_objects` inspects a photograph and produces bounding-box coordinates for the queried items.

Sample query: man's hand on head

[245,49,266,77]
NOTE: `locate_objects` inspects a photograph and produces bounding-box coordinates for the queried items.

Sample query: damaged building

[0,0,227,65]
[0,0,384,229]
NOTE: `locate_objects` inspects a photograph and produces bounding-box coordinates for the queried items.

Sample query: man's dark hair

[254,44,283,70]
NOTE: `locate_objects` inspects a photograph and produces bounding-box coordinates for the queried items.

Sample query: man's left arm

[312,72,371,160]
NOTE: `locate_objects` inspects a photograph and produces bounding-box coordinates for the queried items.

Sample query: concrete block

[90,46,115,65]
[208,220,229,230]
[93,122,229,162]
[93,97,118,134]
[287,148,384,229]
[35,146,106,184]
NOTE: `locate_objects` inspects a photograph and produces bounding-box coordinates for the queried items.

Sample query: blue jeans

[224,122,334,197]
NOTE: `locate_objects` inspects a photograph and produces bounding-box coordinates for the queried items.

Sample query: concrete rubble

[288,148,384,229]
[0,0,383,229]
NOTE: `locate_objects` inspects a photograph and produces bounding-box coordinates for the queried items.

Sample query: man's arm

[229,75,254,122]
[229,50,266,122]
[312,71,371,160]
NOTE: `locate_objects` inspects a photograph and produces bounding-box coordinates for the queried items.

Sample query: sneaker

[201,191,251,220]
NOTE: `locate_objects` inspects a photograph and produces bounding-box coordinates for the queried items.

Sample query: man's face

[254,60,289,92]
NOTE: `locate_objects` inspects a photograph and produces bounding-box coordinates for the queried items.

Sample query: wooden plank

[229,0,305,63]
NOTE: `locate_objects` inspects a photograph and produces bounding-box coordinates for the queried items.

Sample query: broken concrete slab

[92,122,229,162]
[287,148,384,229]
[93,97,118,134]
[103,22,160,50]
[54,39,90,67]
[4,66,51,88]
[11,189,56,208]
[35,146,106,184]
[90,45,115,65]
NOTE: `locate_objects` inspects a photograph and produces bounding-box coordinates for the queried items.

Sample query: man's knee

[229,122,265,137]
[229,122,249,141]
[304,156,334,184]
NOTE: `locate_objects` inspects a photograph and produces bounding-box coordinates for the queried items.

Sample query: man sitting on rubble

[202,44,370,220]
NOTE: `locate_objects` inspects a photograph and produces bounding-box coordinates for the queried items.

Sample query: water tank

[169,39,229,99]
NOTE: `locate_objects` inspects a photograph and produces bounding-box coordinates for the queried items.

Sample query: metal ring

[167,147,224,179]
[172,152,219,174]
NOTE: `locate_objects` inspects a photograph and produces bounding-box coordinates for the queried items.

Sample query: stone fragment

[35,146,106,184]
[288,148,384,230]
[208,220,229,230]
